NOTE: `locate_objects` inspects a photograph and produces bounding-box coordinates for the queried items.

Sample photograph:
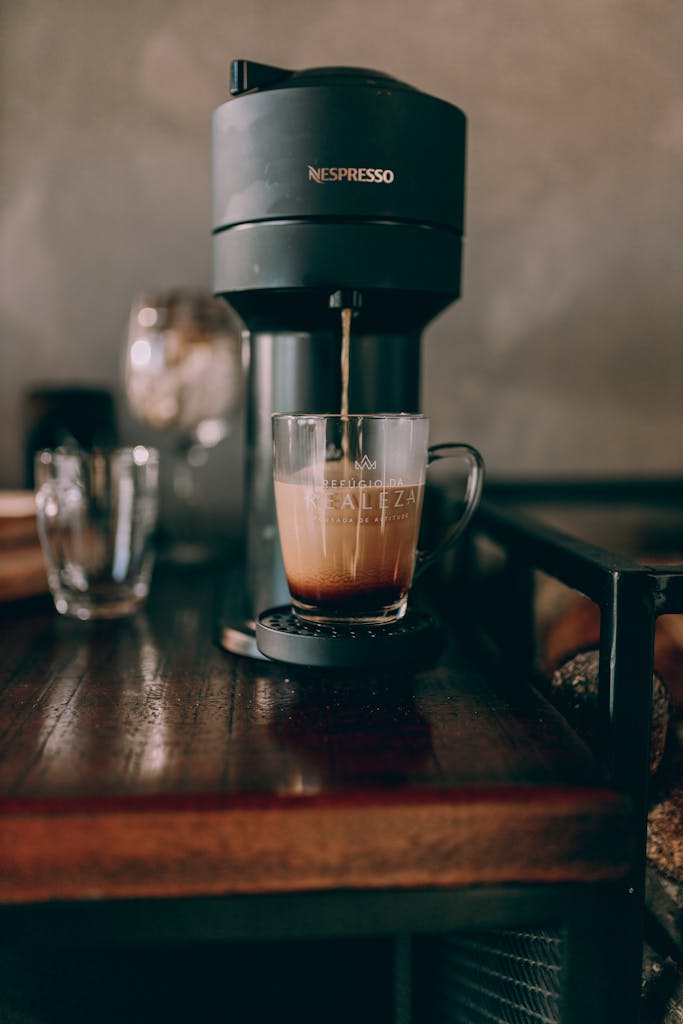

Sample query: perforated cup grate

[255,605,443,668]
[261,607,431,639]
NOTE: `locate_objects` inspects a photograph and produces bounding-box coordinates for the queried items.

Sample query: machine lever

[230,60,293,96]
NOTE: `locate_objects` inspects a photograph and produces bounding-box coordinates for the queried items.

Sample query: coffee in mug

[273,414,483,627]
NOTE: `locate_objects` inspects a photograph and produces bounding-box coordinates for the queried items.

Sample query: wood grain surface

[0,562,633,904]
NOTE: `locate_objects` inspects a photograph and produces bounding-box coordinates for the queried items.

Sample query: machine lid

[230,59,418,96]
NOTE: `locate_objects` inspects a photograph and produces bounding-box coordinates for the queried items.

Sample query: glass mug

[34,446,159,620]
[273,414,484,627]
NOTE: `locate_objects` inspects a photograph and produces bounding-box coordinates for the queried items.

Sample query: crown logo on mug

[354,454,377,471]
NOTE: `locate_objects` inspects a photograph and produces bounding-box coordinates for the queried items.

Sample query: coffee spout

[329,289,363,315]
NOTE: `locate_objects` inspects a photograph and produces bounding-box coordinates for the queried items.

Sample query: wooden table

[0,561,634,1023]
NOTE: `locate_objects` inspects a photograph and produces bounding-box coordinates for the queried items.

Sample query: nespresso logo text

[308,166,395,184]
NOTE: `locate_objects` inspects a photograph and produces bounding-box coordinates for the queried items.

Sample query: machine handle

[230,60,293,96]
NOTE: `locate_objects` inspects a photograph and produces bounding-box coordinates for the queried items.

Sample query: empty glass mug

[273,414,484,626]
[34,446,159,620]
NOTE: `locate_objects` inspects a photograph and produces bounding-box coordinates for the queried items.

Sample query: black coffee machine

[213,59,466,661]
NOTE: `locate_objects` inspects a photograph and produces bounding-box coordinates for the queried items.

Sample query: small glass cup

[34,446,159,620]
[273,414,484,627]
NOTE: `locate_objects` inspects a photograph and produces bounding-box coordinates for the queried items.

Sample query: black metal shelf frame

[476,498,683,1022]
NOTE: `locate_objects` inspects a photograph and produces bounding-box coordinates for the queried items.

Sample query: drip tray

[255,605,443,668]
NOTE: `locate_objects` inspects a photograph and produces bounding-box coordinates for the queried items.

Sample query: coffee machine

[213,59,466,660]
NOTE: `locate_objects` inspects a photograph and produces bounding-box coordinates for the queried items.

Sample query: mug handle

[413,443,485,580]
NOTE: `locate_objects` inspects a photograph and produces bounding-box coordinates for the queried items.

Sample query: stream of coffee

[340,306,352,459]
[340,306,352,420]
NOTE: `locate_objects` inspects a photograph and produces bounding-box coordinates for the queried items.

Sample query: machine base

[219,619,264,660]
[255,605,443,669]
[217,564,268,659]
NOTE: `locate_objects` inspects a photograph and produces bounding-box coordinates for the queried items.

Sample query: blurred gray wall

[1,0,681,533]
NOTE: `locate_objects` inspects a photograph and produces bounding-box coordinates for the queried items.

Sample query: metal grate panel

[432,928,566,1024]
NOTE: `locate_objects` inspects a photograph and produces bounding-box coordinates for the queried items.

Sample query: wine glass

[123,287,244,559]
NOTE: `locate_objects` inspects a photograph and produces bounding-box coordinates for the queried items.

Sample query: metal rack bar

[476,499,683,1024]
